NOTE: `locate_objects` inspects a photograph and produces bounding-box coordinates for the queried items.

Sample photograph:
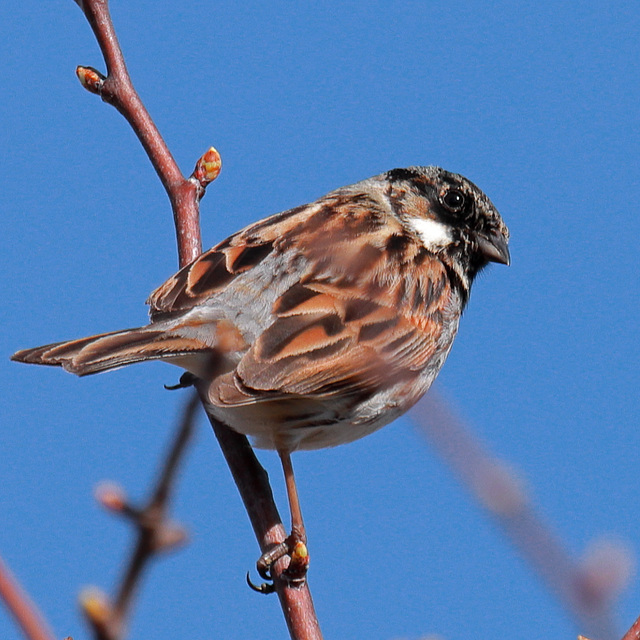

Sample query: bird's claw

[248,534,310,594]
[246,571,276,594]
[164,372,197,390]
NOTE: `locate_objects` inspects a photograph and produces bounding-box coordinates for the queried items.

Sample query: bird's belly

[204,365,438,452]
[206,399,392,451]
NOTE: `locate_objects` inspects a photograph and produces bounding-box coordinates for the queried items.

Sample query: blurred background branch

[414,389,633,640]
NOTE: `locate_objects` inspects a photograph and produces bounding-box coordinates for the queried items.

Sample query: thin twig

[621,615,640,640]
[73,0,202,266]
[73,1,322,637]
[0,556,55,640]
[83,392,198,640]
[413,389,623,640]
[111,392,198,629]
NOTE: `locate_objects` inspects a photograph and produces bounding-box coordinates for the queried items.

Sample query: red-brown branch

[621,615,640,640]
[0,557,55,640]
[205,414,323,640]
[73,0,201,266]
[73,1,322,637]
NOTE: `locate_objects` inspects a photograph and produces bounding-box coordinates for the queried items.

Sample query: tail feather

[11,326,208,376]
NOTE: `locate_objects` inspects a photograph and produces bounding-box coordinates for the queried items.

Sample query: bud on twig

[155,523,189,552]
[76,66,106,95]
[94,482,128,514]
[191,146,222,188]
[577,538,634,605]
[79,587,112,628]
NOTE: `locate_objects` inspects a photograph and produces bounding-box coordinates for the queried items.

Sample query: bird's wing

[150,187,460,405]
[212,254,457,406]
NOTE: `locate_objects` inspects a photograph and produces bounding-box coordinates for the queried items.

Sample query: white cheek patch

[409,217,453,251]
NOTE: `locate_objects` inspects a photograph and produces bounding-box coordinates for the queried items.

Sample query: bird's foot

[247,529,309,594]
[164,372,197,390]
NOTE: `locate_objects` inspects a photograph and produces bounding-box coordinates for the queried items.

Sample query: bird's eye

[441,189,466,213]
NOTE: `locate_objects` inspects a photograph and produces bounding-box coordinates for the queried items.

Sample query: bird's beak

[477,231,510,266]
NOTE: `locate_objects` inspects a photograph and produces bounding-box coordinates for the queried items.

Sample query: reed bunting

[12,166,509,587]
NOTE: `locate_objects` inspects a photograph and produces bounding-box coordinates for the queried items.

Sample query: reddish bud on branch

[76,66,106,95]
[576,539,634,608]
[79,587,112,630]
[154,524,189,552]
[95,482,127,513]
[191,146,223,190]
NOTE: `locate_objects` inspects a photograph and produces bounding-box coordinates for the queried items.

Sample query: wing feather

[212,258,454,406]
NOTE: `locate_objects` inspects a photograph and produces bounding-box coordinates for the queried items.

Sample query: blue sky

[2,1,640,639]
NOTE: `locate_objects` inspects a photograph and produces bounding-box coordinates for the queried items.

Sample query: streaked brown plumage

[12,166,509,584]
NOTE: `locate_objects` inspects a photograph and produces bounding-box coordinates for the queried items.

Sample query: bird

[12,165,509,588]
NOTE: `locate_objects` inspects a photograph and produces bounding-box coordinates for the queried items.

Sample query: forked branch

[81,393,199,640]
[73,0,202,265]
[72,1,322,638]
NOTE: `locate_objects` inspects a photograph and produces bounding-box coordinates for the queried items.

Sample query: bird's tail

[11,325,208,376]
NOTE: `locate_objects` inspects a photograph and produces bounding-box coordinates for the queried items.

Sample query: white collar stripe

[409,217,452,251]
